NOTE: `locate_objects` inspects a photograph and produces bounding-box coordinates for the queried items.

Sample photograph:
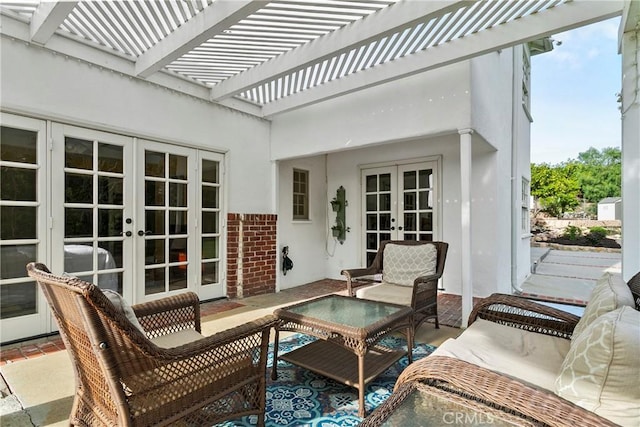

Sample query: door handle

[390,226,395,230]
[398,226,403,231]
[138,230,152,236]
[120,231,133,237]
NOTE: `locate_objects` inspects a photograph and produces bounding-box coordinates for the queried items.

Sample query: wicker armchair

[360,294,619,427]
[341,240,448,329]
[27,262,276,427]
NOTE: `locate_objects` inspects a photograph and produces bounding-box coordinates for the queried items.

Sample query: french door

[361,161,439,266]
[136,140,224,302]
[0,117,226,343]
[51,130,226,304]
[0,114,48,342]
[51,124,134,299]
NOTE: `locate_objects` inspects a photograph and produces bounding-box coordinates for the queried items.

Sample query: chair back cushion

[555,306,640,426]
[572,272,635,339]
[103,289,146,333]
[383,243,437,287]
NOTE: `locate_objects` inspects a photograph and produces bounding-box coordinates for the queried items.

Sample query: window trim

[521,177,530,234]
[292,168,309,221]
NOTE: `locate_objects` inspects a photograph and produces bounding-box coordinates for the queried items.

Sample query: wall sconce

[330,186,350,244]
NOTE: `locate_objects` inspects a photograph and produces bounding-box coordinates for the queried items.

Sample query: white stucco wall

[0,37,272,214]
[277,155,330,289]
[2,34,530,299]
[321,136,463,293]
[469,47,531,293]
[271,55,525,297]
[272,50,528,298]
[270,62,471,160]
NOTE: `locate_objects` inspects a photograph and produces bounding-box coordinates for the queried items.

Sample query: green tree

[531,163,580,217]
[575,147,621,203]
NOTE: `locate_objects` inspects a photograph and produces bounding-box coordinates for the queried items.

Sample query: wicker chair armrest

[394,356,618,427]
[153,314,277,357]
[414,272,442,285]
[469,293,580,339]
[132,292,202,335]
[119,315,277,411]
[341,266,379,296]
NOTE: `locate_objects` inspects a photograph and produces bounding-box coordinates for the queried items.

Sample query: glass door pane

[143,150,189,295]
[1,127,39,318]
[361,167,397,266]
[137,141,213,300]
[60,132,129,293]
[399,163,436,242]
[199,151,225,300]
[1,114,48,342]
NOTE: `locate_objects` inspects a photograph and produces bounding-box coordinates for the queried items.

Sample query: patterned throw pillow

[383,243,437,287]
[554,306,640,426]
[572,272,635,339]
[103,289,146,334]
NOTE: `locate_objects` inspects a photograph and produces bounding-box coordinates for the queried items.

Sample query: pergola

[1,0,639,319]
[0,0,624,115]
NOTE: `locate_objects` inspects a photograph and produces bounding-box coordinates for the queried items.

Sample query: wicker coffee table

[271,294,414,417]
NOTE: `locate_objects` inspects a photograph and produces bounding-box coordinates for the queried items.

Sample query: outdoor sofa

[361,272,640,427]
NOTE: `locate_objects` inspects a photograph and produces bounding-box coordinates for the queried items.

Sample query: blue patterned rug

[220,334,436,427]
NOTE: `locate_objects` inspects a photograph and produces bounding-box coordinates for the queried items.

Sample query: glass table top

[379,388,519,427]
[283,295,407,328]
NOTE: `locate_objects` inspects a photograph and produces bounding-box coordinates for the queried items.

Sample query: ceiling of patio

[0,0,623,117]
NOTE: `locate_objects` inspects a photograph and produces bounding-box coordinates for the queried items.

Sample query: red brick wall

[226,213,277,298]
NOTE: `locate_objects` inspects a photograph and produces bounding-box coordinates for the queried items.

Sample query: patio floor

[0,248,620,425]
[0,279,467,427]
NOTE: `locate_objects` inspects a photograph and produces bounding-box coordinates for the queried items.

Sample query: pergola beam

[620,0,640,45]
[262,0,623,117]
[209,0,468,101]
[30,1,78,45]
[135,0,266,78]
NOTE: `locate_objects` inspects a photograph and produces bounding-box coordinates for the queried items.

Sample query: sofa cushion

[555,306,640,427]
[151,329,205,348]
[431,318,571,391]
[572,272,635,339]
[383,243,437,287]
[103,289,146,334]
[356,282,412,305]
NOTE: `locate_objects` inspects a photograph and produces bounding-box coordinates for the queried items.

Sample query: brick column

[226,213,277,298]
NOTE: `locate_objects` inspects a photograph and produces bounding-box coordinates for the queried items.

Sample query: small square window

[293,169,309,220]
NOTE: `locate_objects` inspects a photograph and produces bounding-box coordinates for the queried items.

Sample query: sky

[530,17,621,165]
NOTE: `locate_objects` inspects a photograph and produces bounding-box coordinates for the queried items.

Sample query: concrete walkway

[522,247,622,304]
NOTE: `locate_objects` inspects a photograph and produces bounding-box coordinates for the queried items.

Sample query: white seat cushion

[383,243,437,287]
[356,282,412,305]
[431,318,571,391]
[572,272,635,339]
[555,306,640,427]
[150,329,205,348]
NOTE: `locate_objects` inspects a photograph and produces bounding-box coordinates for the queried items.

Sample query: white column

[459,129,473,328]
[621,30,640,280]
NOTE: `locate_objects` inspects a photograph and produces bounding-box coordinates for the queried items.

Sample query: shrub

[563,225,582,241]
[586,226,608,244]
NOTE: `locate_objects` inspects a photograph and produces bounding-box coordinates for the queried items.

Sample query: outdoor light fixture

[330,186,349,244]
